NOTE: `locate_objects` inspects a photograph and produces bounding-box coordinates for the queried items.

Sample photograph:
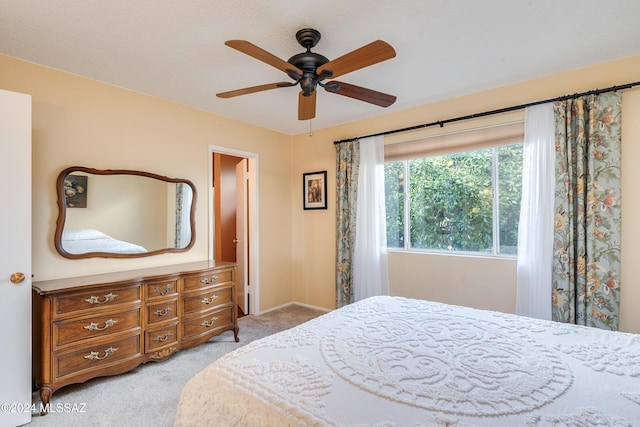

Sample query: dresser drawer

[145,299,178,325]
[54,334,141,380]
[144,279,178,300]
[182,286,232,315]
[144,324,179,352]
[182,268,233,291]
[53,285,141,318]
[53,308,141,348]
[181,307,233,341]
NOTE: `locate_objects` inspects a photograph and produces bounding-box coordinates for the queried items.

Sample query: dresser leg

[234,326,239,342]
[39,387,52,415]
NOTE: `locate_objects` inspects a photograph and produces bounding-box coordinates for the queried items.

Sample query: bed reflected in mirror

[54,166,196,259]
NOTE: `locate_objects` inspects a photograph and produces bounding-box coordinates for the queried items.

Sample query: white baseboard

[256,301,331,315]
[291,301,332,313]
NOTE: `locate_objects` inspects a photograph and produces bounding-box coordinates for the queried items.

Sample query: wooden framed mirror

[54,166,196,259]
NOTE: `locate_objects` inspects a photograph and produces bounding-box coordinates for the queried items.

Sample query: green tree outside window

[384,144,522,255]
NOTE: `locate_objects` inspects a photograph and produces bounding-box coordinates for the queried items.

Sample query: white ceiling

[1,1,640,135]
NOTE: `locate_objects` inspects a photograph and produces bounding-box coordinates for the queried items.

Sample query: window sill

[386,248,517,261]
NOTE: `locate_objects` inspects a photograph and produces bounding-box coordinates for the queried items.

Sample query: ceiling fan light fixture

[300,74,317,96]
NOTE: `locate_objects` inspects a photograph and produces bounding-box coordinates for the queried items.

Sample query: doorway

[209,145,258,316]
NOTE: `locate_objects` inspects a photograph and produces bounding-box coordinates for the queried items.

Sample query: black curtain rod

[333,81,640,145]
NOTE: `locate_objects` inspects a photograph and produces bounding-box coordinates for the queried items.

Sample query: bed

[174,296,640,426]
[61,228,148,254]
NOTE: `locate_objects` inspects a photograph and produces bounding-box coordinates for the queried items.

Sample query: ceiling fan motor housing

[288,28,331,96]
[288,51,329,96]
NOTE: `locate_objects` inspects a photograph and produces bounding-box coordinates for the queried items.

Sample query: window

[384,129,523,255]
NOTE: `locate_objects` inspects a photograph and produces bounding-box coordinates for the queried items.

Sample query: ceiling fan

[216,28,397,120]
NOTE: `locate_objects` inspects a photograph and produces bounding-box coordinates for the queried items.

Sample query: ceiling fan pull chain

[309,120,313,137]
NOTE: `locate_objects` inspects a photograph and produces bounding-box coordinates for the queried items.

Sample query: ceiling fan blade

[298,91,317,120]
[216,82,292,98]
[317,40,395,79]
[225,40,303,75]
[325,81,396,107]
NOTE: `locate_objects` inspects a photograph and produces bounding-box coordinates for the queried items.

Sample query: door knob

[233,239,239,243]
[10,272,25,284]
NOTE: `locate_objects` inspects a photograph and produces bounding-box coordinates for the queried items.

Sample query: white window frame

[385,124,524,257]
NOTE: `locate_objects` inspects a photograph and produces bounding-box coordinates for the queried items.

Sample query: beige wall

[2,52,639,332]
[291,54,640,333]
[0,54,294,312]
[620,87,640,334]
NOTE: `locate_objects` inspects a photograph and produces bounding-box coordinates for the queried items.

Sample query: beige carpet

[24,304,325,427]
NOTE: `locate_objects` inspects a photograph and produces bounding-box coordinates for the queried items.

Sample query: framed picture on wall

[63,174,88,208]
[303,171,327,210]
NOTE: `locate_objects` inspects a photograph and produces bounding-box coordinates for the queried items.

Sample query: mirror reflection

[55,167,196,259]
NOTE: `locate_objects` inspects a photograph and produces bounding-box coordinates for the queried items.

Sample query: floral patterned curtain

[174,183,185,248]
[335,140,360,308]
[552,93,622,330]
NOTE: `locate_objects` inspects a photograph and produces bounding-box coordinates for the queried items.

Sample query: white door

[0,90,32,426]
[235,159,249,314]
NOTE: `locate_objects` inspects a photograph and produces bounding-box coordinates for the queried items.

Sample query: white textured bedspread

[174,296,640,426]
[62,229,147,254]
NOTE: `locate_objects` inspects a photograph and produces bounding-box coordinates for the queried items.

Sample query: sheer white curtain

[353,135,390,301]
[515,103,555,319]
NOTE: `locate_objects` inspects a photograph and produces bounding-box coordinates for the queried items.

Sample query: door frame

[208,145,260,315]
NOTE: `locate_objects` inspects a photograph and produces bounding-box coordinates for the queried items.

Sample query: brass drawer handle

[199,275,219,285]
[201,317,218,328]
[84,319,118,331]
[153,333,173,343]
[85,293,118,305]
[154,284,172,296]
[83,346,118,361]
[154,307,173,317]
[200,295,219,305]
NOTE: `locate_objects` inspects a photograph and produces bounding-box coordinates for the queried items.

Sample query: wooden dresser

[32,261,238,407]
